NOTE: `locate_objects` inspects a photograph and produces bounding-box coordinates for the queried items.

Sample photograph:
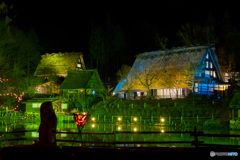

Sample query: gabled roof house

[114,45,229,99]
[60,69,104,100]
[34,52,85,95]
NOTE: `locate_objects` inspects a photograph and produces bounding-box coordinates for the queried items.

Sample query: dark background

[3,0,240,83]
[9,1,238,52]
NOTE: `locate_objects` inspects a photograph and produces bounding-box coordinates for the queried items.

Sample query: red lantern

[73,113,88,127]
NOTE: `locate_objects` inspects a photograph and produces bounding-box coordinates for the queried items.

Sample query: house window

[206,61,209,68]
[32,103,41,108]
[206,53,209,59]
[205,71,210,77]
[31,132,39,137]
[210,62,213,68]
[137,91,140,96]
[77,63,82,68]
[62,103,68,109]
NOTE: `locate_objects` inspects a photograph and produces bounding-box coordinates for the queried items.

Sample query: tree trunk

[192,70,196,106]
[128,89,131,100]
[147,86,151,100]
[176,88,178,99]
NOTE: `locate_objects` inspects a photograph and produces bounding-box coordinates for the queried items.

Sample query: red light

[73,113,88,127]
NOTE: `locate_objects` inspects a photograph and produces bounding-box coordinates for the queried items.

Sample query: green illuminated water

[1,118,240,148]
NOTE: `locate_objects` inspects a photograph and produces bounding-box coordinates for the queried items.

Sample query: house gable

[60,69,104,98]
[114,45,228,98]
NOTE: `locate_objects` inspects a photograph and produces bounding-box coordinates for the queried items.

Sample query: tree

[89,16,127,81]
[162,69,188,99]
[217,12,240,78]
[21,75,44,98]
[155,32,168,50]
[132,55,168,99]
[177,23,216,46]
[116,64,134,99]
[217,47,235,82]
[0,2,41,100]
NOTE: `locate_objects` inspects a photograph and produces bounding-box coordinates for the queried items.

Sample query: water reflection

[1,121,240,148]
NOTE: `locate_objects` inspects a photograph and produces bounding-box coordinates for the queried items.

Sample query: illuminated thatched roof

[114,45,224,93]
[60,70,104,90]
[34,52,85,77]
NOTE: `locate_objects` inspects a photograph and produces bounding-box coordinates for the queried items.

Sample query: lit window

[205,71,210,77]
[31,132,39,137]
[32,103,41,108]
[77,64,81,68]
[137,91,140,96]
[206,53,209,59]
[62,103,68,109]
[206,61,209,68]
[210,62,213,68]
[32,103,38,108]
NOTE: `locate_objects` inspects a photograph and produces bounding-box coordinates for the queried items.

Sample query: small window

[32,103,41,108]
[210,62,213,68]
[205,71,210,77]
[32,103,38,108]
[206,61,209,68]
[77,63,81,68]
[31,132,39,137]
[206,53,209,59]
[62,103,68,109]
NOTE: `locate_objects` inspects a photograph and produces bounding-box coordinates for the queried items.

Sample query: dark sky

[8,1,240,56]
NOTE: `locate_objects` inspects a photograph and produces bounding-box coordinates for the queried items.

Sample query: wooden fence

[1,126,240,149]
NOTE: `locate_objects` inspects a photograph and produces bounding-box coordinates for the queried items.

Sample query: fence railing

[1,126,240,149]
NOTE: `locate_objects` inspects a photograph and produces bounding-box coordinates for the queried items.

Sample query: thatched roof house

[60,69,104,99]
[114,45,229,99]
[34,52,86,77]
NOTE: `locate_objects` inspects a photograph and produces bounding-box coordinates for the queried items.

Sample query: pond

[1,118,240,148]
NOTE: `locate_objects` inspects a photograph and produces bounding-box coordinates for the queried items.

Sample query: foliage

[116,64,132,82]
[132,54,168,99]
[97,87,113,105]
[155,32,168,50]
[217,47,235,82]
[20,75,44,98]
[34,52,81,77]
[74,95,96,112]
[116,64,134,99]
[89,16,127,81]
[0,3,41,108]
[177,23,216,46]
[91,97,227,118]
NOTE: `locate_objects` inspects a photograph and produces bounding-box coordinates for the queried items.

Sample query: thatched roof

[114,45,224,93]
[34,52,85,77]
[60,70,104,90]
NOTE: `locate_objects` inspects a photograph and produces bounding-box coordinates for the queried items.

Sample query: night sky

[6,1,240,62]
